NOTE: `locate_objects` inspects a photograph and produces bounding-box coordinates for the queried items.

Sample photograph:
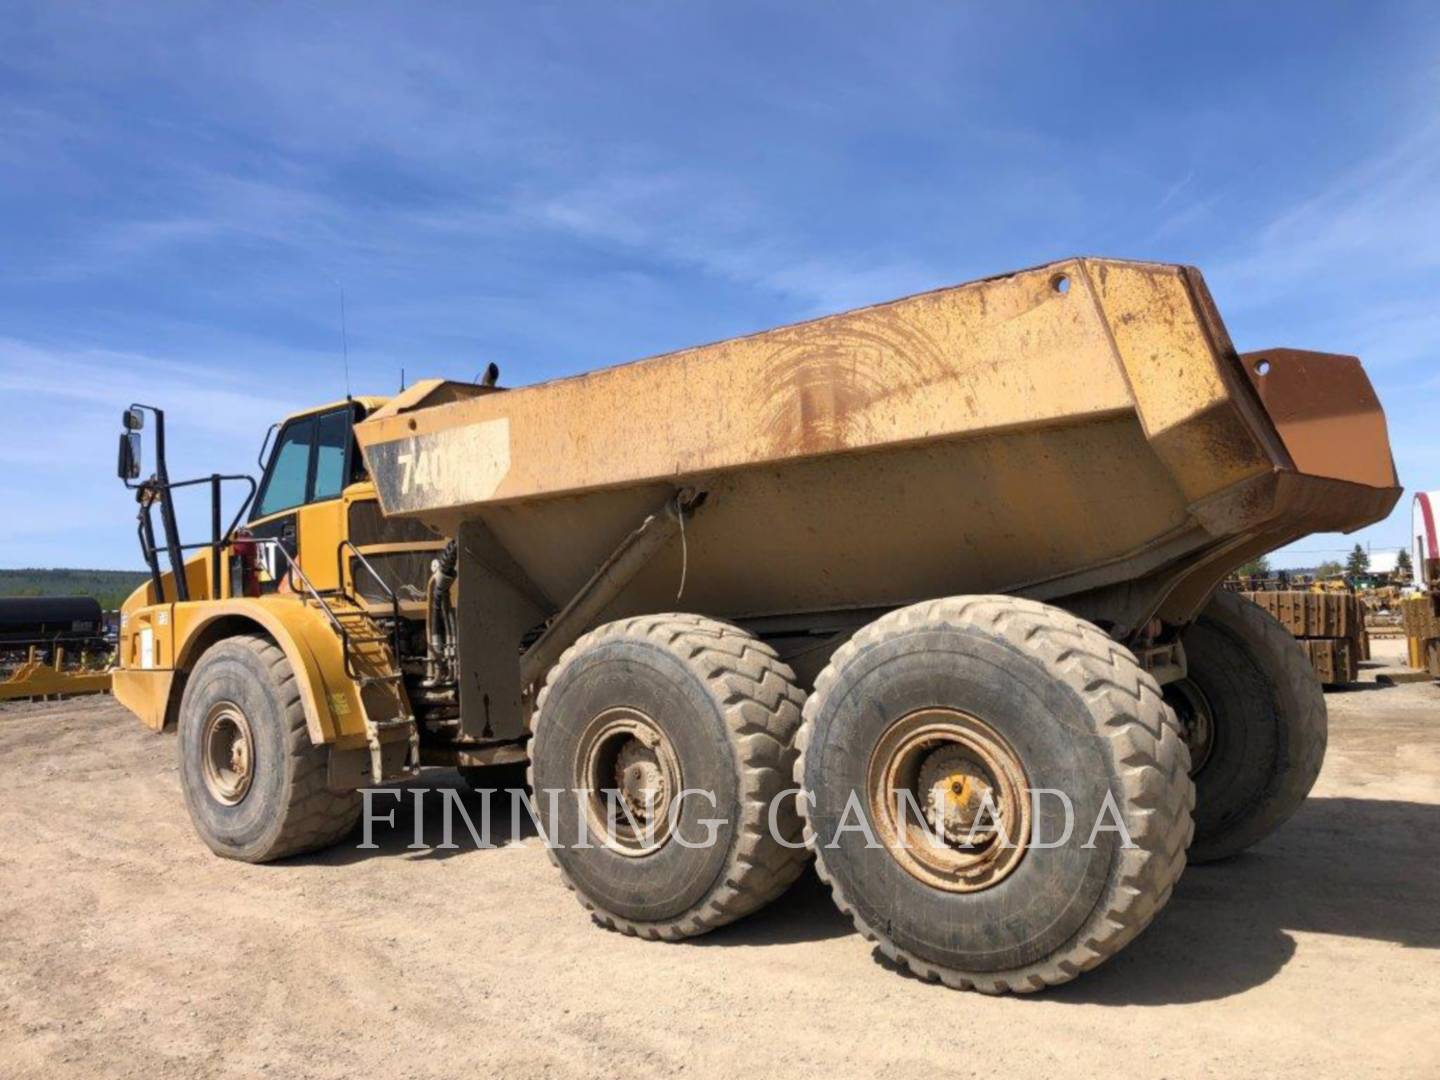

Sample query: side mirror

[117,430,141,481]
[123,408,144,431]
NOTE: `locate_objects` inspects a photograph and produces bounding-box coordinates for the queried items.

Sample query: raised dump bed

[355,257,1399,638]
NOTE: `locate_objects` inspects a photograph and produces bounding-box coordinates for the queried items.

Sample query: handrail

[158,473,258,545]
[253,537,400,685]
[253,538,350,642]
[133,473,258,601]
[337,538,404,674]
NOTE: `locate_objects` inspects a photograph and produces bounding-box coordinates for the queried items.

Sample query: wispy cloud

[0,335,355,567]
[1155,170,1196,213]
[1178,116,1440,564]
[9,165,353,284]
[521,171,943,313]
[0,338,294,437]
[1212,120,1440,310]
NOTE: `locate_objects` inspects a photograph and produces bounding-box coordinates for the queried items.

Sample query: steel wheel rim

[575,707,683,857]
[1165,678,1216,776]
[201,701,256,806]
[867,708,1030,893]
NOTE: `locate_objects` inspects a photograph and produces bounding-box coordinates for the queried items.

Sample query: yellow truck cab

[246,396,389,595]
[111,393,501,865]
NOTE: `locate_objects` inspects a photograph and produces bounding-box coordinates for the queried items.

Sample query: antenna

[339,286,352,400]
[400,366,406,392]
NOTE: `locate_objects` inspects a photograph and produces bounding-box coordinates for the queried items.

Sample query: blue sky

[2,2,1436,570]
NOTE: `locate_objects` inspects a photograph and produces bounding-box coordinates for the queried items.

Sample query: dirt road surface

[3,644,1438,1080]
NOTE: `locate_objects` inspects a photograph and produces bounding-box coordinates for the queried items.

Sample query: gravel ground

[2,640,1437,1080]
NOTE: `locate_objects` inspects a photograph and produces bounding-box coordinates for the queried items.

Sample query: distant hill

[0,569,149,610]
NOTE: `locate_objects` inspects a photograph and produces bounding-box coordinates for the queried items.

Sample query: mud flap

[326,719,419,791]
[366,716,420,783]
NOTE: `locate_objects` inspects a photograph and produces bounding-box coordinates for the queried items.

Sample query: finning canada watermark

[357,785,1134,852]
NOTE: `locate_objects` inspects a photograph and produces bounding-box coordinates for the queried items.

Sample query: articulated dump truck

[112,258,1399,992]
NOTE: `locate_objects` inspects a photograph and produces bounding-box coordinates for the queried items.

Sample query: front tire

[796,596,1193,993]
[529,614,808,939]
[177,634,360,862]
[1171,591,1327,863]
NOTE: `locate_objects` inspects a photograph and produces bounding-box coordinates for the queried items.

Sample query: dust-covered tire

[1173,590,1327,863]
[795,595,1194,993]
[177,634,360,862]
[528,614,808,939]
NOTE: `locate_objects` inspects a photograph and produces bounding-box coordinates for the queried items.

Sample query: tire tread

[184,634,360,862]
[529,614,809,939]
[1187,591,1327,862]
[793,595,1194,994]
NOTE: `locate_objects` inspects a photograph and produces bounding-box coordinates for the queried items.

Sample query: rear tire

[177,634,360,862]
[796,596,1193,993]
[529,614,808,939]
[1171,591,1327,863]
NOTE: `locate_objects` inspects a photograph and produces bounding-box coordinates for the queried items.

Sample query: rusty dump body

[354,257,1399,733]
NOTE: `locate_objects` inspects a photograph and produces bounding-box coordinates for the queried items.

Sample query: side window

[254,417,315,518]
[311,408,350,502]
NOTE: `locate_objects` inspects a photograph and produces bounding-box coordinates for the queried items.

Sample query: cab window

[252,405,363,520]
[254,417,314,517]
[311,408,350,502]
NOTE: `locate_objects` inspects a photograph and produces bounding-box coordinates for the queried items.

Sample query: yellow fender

[113,596,371,749]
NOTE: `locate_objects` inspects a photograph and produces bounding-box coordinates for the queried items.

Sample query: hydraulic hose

[426,539,458,684]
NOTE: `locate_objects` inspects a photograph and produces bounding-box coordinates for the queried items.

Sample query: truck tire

[1170,590,1327,863]
[795,596,1193,993]
[529,614,808,939]
[177,634,361,862]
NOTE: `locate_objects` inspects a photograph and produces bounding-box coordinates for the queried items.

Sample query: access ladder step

[365,715,420,783]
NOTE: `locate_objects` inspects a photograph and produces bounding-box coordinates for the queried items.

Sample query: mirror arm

[257,422,278,470]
